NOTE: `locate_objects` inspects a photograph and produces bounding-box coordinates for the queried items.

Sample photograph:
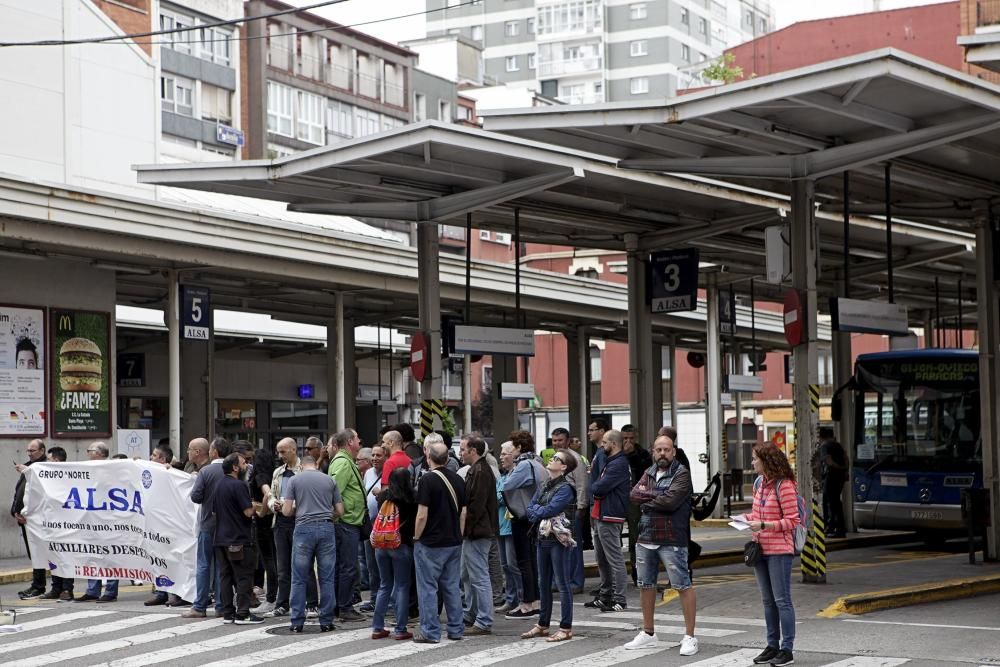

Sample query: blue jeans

[373,544,411,635]
[86,578,119,599]
[498,535,522,606]
[414,542,463,642]
[461,538,494,630]
[193,529,221,613]
[754,554,795,651]
[335,523,361,613]
[537,539,572,630]
[364,539,380,603]
[290,521,337,627]
[635,545,691,591]
[566,512,585,590]
[358,538,370,591]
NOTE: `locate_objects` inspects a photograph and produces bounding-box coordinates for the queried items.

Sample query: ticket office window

[270,401,327,452]
[119,397,168,445]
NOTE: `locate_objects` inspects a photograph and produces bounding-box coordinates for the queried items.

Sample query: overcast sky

[303,0,951,45]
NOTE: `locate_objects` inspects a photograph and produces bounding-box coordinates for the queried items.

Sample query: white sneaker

[624,630,659,650]
[255,600,275,614]
[679,635,699,656]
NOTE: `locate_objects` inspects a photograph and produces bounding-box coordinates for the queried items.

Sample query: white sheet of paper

[728,517,751,531]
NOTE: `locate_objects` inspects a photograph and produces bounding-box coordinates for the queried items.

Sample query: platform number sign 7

[648,248,700,313]
[181,286,212,340]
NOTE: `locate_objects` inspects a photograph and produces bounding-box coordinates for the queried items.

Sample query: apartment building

[158,1,245,162]
[242,0,417,159]
[425,0,774,103]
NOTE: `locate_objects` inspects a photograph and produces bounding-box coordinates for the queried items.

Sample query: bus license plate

[911,510,943,520]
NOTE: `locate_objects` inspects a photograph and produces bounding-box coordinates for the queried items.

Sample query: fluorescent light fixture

[357,296,396,307]
[0,247,45,261]
[591,324,617,333]
[92,261,154,275]
[198,275,247,288]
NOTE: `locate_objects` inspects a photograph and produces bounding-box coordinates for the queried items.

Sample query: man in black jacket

[460,434,498,635]
[11,439,47,599]
[622,425,652,586]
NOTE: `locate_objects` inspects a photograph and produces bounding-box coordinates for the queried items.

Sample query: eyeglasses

[587,428,599,432]
[86,449,99,453]
[552,456,566,464]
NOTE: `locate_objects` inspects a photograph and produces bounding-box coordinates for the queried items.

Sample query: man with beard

[623,434,698,656]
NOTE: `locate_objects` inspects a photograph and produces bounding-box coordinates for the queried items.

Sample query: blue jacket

[589,447,607,487]
[589,450,630,523]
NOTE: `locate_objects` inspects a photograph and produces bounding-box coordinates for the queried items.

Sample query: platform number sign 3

[648,248,700,313]
[181,286,212,340]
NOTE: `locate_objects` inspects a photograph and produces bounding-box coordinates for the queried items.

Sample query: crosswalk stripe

[309,636,449,666]
[1,607,52,616]
[0,612,170,659]
[431,638,564,667]
[572,619,743,637]
[0,610,115,634]
[821,659,910,666]
[682,649,764,666]
[18,618,220,667]
[199,629,371,667]
[578,610,767,627]
[105,626,274,667]
[546,642,675,667]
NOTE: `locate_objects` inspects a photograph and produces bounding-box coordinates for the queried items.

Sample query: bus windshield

[853,353,981,473]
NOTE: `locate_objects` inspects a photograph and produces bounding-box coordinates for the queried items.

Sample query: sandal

[547,629,573,642]
[520,625,549,639]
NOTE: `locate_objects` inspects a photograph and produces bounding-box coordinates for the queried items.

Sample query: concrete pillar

[975,213,1000,560]
[626,233,657,448]
[167,271,180,451]
[343,318,357,427]
[327,315,338,433]
[651,342,664,438]
[417,224,442,401]
[492,354,519,437]
[791,180,819,509]
[923,310,936,349]
[180,336,209,446]
[833,281,855,532]
[668,341,678,428]
[706,275,723,516]
[463,354,473,434]
[567,327,591,444]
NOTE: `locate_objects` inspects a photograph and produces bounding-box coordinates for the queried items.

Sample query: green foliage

[702,52,744,85]
[439,407,458,438]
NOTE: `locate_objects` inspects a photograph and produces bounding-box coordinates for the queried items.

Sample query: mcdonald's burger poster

[0,304,46,437]
[51,309,111,437]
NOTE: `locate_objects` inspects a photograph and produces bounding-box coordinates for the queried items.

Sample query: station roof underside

[136,50,990,328]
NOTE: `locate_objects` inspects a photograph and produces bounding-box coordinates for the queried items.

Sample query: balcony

[555,91,605,105]
[267,50,406,108]
[537,55,602,78]
[958,1,1000,72]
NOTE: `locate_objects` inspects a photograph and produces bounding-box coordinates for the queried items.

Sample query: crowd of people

[10,419,803,666]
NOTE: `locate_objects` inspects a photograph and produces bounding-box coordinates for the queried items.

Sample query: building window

[527,17,535,34]
[760,17,767,32]
[296,90,325,144]
[160,11,192,55]
[479,229,491,241]
[354,108,379,137]
[505,55,519,72]
[201,83,232,123]
[528,53,536,69]
[590,345,602,382]
[681,44,690,61]
[161,75,193,116]
[630,3,647,20]
[266,81,293,137]
[681,7,689,24]
[482,364,493,391]
[439,100,452,121]
[745,10,753,26]
[630,40,648,57]
[699,51,707,62]
[630,77,649,95]
[505,20,520,37]
[537,1,602,35]
[199,26,232,66]
[698,17,707,34]
[414,93,427,122]
[472,25,483,41]
[328,100,354,138]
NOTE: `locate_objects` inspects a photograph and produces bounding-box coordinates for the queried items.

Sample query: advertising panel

[0,304,46,436]
[51,309,111,437]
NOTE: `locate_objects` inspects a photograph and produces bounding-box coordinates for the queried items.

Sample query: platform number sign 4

[181,286,211,340]
[648,248,700,313]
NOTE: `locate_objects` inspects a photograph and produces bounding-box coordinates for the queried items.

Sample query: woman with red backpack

[739,443,800,667]
[370,467,418,641]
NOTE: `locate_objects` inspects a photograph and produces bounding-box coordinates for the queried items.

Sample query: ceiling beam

[286,168,584,222]
[638,210,779,251]
[269,343,325,359]
[845,246,973,280]
[789,91,915,133]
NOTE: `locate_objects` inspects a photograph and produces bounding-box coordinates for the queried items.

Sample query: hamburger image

[59,337,103,393]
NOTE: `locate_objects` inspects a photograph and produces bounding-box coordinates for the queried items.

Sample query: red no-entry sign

[783,289,805,347]
[410,331,428,382]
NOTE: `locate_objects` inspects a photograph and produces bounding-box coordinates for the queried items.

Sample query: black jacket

[10,458,36,517]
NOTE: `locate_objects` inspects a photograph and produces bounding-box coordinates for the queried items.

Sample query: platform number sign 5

[181,286,212,340]
[648,248,700,313]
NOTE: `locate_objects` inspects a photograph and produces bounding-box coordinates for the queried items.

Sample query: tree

[702,52,744,85]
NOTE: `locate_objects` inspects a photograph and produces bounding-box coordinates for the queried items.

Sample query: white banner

[24,460,198,601]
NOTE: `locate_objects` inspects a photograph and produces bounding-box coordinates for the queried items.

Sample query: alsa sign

[648,248,699,313]
[181,286,211,340]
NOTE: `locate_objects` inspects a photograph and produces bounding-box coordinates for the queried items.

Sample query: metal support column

[833,283,855,533]
[567,327,592,446]
[791,180,823,581]
[651,342,664,436]
[668,341,678,429]
[333,293,346,430]
[417,223,443,405]
[626,233,657,448]
[975,212,1000,560]
[706,275,723,516]
[343,318,357,426]
[167,270,181,451]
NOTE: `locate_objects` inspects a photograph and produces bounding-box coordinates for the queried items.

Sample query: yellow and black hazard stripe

[801,498,827,583]
[419,398,446,437]
[809,384,821,414]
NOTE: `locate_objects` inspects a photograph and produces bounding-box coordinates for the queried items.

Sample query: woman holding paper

[739,443,800,667]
